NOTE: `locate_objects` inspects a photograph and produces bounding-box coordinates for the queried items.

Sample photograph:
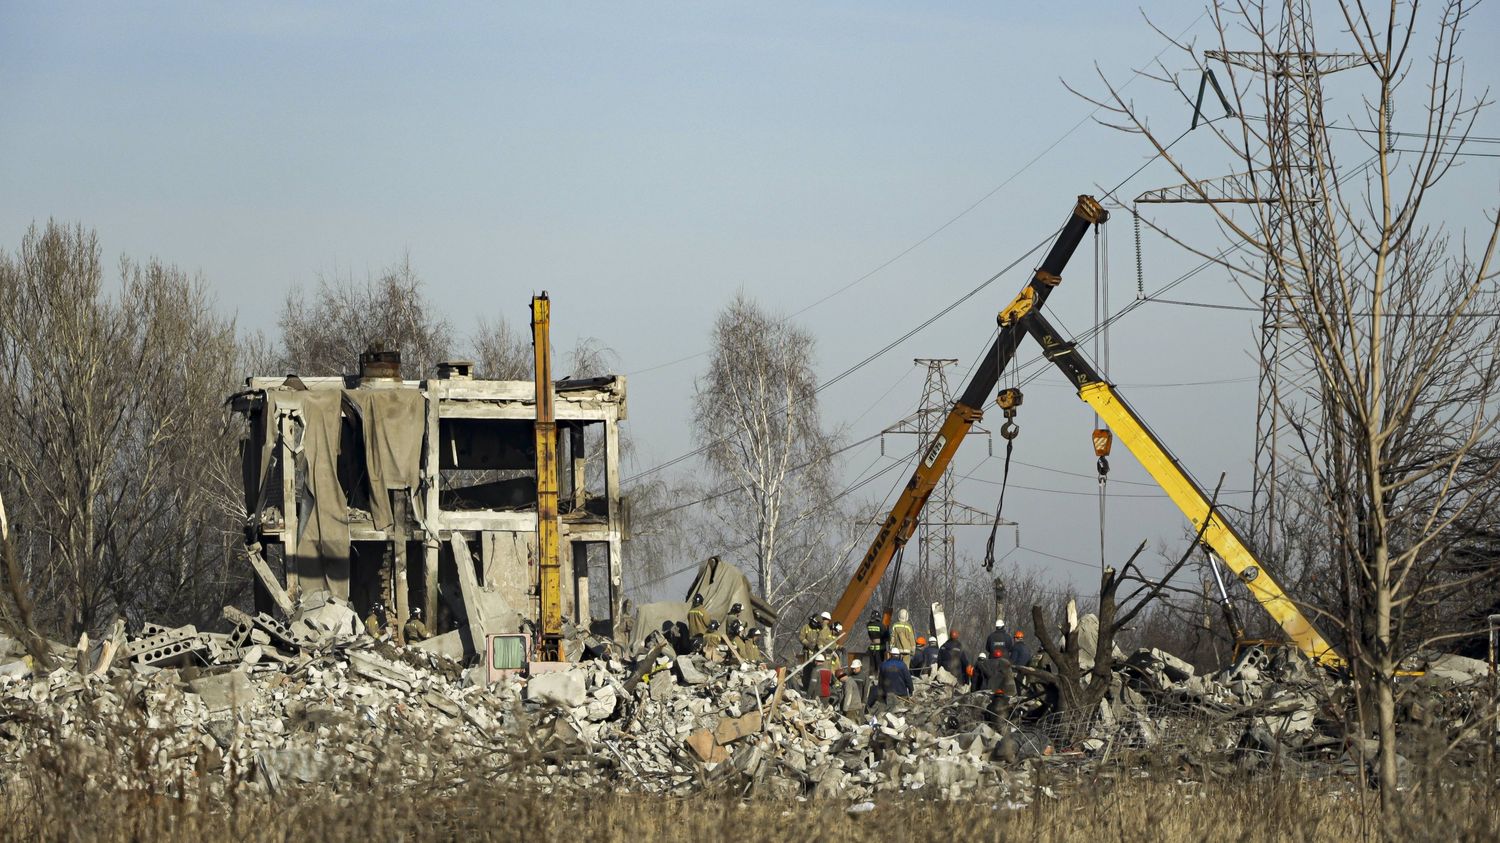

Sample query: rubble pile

[0,602,1494,803]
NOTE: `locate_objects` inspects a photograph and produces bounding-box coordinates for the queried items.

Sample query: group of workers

[362,602,429,643]
[677,593,767,665]
[788,609,1036,722]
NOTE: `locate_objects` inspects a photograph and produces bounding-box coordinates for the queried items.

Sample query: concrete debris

[0,619,1494,804]
[526,669,588,709]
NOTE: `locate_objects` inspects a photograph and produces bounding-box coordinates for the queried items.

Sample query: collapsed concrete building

[228,349,627,657]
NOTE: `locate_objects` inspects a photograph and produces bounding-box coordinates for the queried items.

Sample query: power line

[625,119,1220,488]
[625,10,1213,381]
[622,231,1058,484]
[630,441,922,591]
[966,474,1250,498]
[1145,296,1500,317]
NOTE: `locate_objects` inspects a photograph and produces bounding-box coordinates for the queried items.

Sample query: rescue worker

[797,614,824,689]
[364,602,387,638]
[724,619,745,663]
[889,609,916,665]
[686,593,710,641]
[820,621,843,669]
[701,620,729,662]
[727,601,745,627]
[985,619,1011,659]
[403,607,429,642]
[877,647,913,709]
[799,614,824,660]
[940,630,970,681]
[809,655,835,705]
[917,636,941,676]
[837,659,867,720]
[1009,630,1033,669]
[910,636,930,674]
[973,646,1016,725]
[865,611,886,663]
[657,621,682,657]
[741,628,765,665]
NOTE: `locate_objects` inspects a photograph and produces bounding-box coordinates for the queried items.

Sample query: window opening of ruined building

[438,417,538,512]
[562,420,609,521]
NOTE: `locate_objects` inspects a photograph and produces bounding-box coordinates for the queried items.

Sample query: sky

[4,2,1498,603]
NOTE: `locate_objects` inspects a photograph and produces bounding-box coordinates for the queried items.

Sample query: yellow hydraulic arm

[830,196,1109,634]
[532,293,563,660]
[1019,297,1343,667]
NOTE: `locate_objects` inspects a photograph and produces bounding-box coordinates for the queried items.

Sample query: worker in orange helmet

[1009,629,1033,670]
[939,629,969,681]
[910,636,931,675]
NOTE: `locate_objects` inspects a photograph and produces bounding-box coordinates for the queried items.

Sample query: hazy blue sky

[4,2,1497,601]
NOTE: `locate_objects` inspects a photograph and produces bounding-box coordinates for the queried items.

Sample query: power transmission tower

[881,359,1008,598]
[1134,0,1365,563]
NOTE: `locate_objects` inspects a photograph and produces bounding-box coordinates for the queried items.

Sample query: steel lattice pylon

[881,359,1006,598]
[1136,0,1364,564]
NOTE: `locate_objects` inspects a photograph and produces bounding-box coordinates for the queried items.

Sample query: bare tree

[0,488,53,667]
[1024,486,1218,742]
[0,222,249,635]
[279,253,452,377]
[470,313,532,380]
[692,293,853,630]
[1082,0,1500,809]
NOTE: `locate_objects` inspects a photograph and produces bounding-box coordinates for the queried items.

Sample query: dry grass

[2,763,1496,843]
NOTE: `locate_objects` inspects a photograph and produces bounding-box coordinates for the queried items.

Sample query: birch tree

[692,293,851,629]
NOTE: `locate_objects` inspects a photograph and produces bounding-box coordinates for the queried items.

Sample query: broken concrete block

[1073,617,1121,674]
[349,651,417,692]
[261,747,335,783]
[649,670,678,700]
[1128,647,1195,684]
[188,669,253,715]
[1422,653,1488,685]
[675,656,709,686]
[581,686,617,721]
[290,592,362,645]
[0,658,32,681]
[422,690,462,718]
[526,669,588,709]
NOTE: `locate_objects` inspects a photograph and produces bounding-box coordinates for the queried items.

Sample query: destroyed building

[228,348,627,656]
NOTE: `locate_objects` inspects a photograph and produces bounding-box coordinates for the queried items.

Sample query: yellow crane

[832,196,1343,668]
[532,292,563,661]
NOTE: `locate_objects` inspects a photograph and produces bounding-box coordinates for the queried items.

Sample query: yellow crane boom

[1020,311,1342,666]
[532,293,563,660]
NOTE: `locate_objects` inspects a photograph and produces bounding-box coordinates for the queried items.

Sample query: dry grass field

[3,759,1496,843]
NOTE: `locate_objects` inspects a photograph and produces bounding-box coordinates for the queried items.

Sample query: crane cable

[1093,223,1112,572]
[882,543,907,625]
[983,328,1020,573]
